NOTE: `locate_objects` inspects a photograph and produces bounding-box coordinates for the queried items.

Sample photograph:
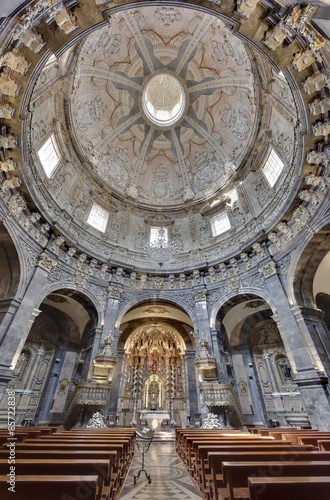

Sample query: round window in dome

[142,74,185,127]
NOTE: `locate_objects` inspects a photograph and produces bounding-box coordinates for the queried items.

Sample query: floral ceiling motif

[71,7,256,207]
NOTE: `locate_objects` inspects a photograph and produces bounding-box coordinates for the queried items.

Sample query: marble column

[0,254,56,402]
[193,289,212,349]
[84,327,102,381]
[259,262,330,430]
[185,351,199,421]
[210,327,229,383]
[294,305,330,379]
[100,285,123,348]
[108,348,125,419]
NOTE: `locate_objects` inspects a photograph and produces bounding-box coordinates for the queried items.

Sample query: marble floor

[119,441,202,500]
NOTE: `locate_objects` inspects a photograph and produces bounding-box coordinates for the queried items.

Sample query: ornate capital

[192,288,207,302]
[37,252,57,273]
[108,285,123,299]
[259,260,277,279]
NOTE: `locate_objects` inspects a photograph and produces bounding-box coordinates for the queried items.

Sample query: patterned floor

[119,441,202,500]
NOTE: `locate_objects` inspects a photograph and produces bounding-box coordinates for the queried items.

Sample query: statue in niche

[151,391,156,404]
[278,357,292,380]
[149,350,160,372]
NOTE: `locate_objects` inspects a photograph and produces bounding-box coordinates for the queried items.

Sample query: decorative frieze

[0,134,18,149]
[291,49,318,72]
[152,276,164,290]
[303,72,330,94]
[75,270,89,288]
[264,22,288,51]
[312,121,330,137]
[0,103,15,119]
[1,177,22,190]
[227,275,240,292]
[12,25,44,53]
[306,151,328,166]
[8,192,27,216]
[236,0,259,19]
[309,97,330,116]
[0,76,20,97]
[259,261,277,279]
[0,51,30,75]
[37,252,57,273]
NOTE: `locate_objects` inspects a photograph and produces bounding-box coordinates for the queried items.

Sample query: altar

[140,411,170,431]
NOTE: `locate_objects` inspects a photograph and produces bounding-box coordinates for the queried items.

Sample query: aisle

[119,441,202,500]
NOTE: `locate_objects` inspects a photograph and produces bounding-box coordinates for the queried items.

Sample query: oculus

[142,74,185,127]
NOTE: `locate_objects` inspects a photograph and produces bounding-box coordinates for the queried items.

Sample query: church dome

[22,5,301,272]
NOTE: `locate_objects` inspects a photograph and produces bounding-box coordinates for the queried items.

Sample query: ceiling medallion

[142,74,185,127]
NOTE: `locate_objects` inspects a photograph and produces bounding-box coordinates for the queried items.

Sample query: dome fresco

[24,4,299,271]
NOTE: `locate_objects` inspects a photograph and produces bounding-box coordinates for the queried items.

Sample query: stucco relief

[211,26,249,66]
[69,7,256,207]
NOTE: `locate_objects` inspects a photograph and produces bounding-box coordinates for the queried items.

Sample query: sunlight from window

[262,148,284,187]
[87,203,109,233]
[37,135,60,178]
[210,210,231,237]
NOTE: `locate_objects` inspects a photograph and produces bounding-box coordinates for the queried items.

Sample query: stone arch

[37,282,105,329]
[291,223,330,308]
[210,288,276,330]
[116,295,196,333]
[0,222,21,300]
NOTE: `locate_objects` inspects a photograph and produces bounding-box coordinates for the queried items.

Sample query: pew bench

[248,476,330,500]
[0,474,99,500]
[0,459,111,500]
[208,450,330,500]
[222,460,330,500]
[194,443,314,495]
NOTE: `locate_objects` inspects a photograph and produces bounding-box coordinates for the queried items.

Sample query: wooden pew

[193,443,314,494]
[0,459,111,500]
[248,476,330,500]
[318,440,330,451]
[208,450,330,500]
[0,450,120,493]
[297,434,330,447]
[0,474,99,500]
[0,427,134,499]
[222,460,330,500]
[186,437,276,469]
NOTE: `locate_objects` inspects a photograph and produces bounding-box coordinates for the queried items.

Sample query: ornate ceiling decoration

[5,0,323,276]
[70,7,256,207]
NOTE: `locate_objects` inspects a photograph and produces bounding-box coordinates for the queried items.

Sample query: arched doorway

[215,294,308,428]
[0,289,99,426]
[113,301,196,428]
